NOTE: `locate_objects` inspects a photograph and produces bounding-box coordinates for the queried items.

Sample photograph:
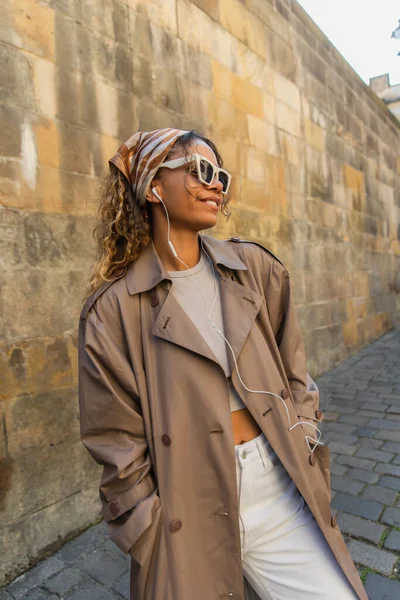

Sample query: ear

[145,183,162,204]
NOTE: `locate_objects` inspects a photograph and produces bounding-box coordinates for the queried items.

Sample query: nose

[206,175,223,194]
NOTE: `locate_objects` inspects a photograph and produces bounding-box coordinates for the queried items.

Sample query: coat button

[315,409,323,420]
[282,388,289,400]
[309,453,317,466]
[162,434,171,446]
[149,291,159,306]
[170,519,182,533]
[331,514,337,527]
[109,500,119,517]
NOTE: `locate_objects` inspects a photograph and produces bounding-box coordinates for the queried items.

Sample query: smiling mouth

[198,198,220,209]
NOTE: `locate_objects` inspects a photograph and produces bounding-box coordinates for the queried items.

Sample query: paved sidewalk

[1,327,400,600]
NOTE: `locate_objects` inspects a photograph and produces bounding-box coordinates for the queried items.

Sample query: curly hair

[83,130,232,301]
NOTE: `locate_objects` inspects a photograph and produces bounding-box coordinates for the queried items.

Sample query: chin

[196,217,218,231]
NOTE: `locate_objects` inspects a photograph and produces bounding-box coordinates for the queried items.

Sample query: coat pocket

[128,491,163,565]
[128,495,166,599]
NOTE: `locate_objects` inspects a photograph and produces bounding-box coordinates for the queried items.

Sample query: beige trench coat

[78,235,367,600]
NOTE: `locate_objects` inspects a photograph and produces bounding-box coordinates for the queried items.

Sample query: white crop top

[167,248,246,413]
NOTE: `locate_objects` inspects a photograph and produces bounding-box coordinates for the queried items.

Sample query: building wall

[1,0,400,584]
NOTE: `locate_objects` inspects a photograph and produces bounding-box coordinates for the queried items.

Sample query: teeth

[205,200,218,207]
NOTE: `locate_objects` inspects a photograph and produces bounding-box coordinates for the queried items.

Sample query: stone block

[355,424,383,437]
[33,118,60,169]
[182,82,211,127]
[354,447,395,463]
[380,476,400,492]
[52,521,108,565]
[328,442,357,456]
[78,548,127,586]
[1,486,101,584]
[369,417,399,430]
[332,492,383,520]
[152,68,185,115]
[208,97,248,145]
[54,12,79,71]
[34,166,63,213]
[365,573,400,600]
[336,512,385,544]
[347,539,397,575]
[266,30,297,83]
[375,430,400,442]
[232,75,264,120]
[361,485,398,506]
[323,422,357,436]
[0,440,98,527]
[275,101,301,137]
[60,580,118,600]
[330,475,364,495]
[277,130,302,165]
[247,116,273,154]
[243,146,267,184]
[59,170,99,215]
[13,0,55,61]
[304,119,325,151]
[112,571,130,600]
[1,267,89,339]
[220,0,266,58]
[381,442,400,453]
[375,463,400,477]
[191,0,220,21]
[137,0,177,35]
[177,0,236,72]
[384,529,400,552]
[43,567,85,598]
[273,71,301,112]
[58,121,92,176]
[6,553,64,599]
[0,105,21,159]
[238,42,273,91]
[0,44,36,112]
[33,58,57,118]
[95,80,119,138]
[135,96,182,132]
[381,507,400,528]
[239,177,270,212]
[177,42,213,90]
[4,388,79,454]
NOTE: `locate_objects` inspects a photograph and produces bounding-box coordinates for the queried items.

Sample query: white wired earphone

[151,187,324,454]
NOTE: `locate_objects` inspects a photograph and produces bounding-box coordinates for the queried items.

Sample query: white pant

[234,432,357,600]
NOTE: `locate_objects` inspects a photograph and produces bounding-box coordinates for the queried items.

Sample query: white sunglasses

[160,153,232,195]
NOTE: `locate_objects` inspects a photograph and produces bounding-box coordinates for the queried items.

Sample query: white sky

[297,0,400,86]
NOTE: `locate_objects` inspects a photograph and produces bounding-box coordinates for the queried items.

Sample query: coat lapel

[125,234,264,371]
[151,273,263,372]
[218,276,263,373]
[152,289,220,366]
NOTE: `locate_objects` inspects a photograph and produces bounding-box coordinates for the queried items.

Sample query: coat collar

[125,234,248,296]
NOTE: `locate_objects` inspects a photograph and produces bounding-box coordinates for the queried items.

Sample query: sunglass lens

[218,172,229,192]
[199,159,213,184]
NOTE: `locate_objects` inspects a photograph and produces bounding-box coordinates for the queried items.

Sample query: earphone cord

[159,199,323,454]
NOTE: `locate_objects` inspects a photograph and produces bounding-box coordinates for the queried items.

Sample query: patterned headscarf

[109,128,190,206]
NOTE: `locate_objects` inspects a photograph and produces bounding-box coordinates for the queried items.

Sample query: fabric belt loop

[255,436,266,470]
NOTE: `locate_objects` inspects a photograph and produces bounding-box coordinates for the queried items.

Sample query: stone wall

[1,0,400,584]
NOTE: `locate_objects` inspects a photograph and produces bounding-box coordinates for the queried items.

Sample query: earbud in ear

[151,187,162,202]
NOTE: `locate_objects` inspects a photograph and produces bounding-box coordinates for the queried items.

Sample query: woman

[78,128,367,600]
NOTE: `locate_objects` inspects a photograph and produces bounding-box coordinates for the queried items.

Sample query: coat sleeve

[78,299,161,554]
[264,258,324,439]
